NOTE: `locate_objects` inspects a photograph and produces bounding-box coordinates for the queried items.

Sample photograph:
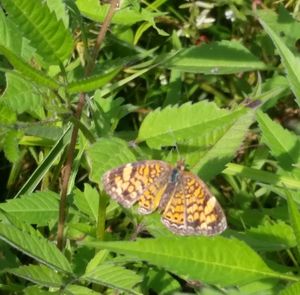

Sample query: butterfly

[102,160,227,236]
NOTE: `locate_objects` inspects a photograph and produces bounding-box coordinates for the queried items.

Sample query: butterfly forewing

[102,160,172,209]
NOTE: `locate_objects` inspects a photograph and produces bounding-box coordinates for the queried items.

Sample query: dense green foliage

[0,0,300,294]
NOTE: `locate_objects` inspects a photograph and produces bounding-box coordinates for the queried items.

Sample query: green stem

[96,191,108,240]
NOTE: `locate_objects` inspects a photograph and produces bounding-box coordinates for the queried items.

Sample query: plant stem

[96,192,108,240]
[57,0,120,250]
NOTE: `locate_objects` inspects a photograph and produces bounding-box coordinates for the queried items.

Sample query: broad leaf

[192,109,254,180]
[142,268,181,294]
[8,264,63,287]
[287,192,300,257]
[279,282,300,295]
[142,213,175,238]
[259,76,290,111]
[0,209,43,238]
[244,221,296,251]
[24,126,63,141]
[86,137,136,184]
[137,101,246,150]
[47,0,69,28]
[3,130,20,163]
[1,0,73,64]
[82,263,142,295]
[164,41,267,74]
[0,7,22,56]
[163,69,182,106]
[257,110,300,169]
[0,191,59,226]
[64,285,99,295]
[86,237,294,287]
[1,72,44,116]
[238,279,281,295]
[0,102,16,124]
[76,0,162,25]
[0,223,72,273]
[24,285,60,295]
[67,67,121,94]
[84,250,109,274]
[256,7,300,55]
[74,184,99,222]
[0,45,59,89]
[0,7,36,61]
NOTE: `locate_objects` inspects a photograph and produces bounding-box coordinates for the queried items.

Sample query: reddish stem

[57,0,120,250]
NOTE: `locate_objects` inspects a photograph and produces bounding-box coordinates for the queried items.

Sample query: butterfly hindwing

[161,171,227,235]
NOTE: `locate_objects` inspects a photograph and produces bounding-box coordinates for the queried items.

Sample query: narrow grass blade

[15,124,72,198]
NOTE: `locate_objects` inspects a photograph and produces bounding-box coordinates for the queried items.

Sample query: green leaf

[238,279,282,295]
[134,22,153,45]
[287,191,300,256]
[85,250,109,274]
[0,45,59,89]
[0,240,19,272]
[24,126,63,141]
[0,102,16,124]
[76,0,161,25]
[192,109,254,180]
[1,72,44,115]
[64,285,99,295]
[24,286,60,295]
[66,67,121,94]
[259,76,290,111]
[74,184,99,222]
[142,268,181,295]
[82,264,142,294]
[0,7,36,63]
[8,264,63,287]
[0,209,43,238]
[137,100,246,150]
[142,213,175,238]
[86,137,136,184]
[163,69,182,106]
[257,110,300,169]
[94,94,138,134]
[3,130,20,163]
[258,10,300,106]
[164,41,267,74]
[244,221,296,251]
[0,191,59,226]
[223,163,300,190]
[1,0,73,64]
[256,7,300,55]
[279,282,300,295]
[0,7,22,56]
[0,223,72,273]
[86,237,295,287]
[47,0,69,28]
[19,136,55,148]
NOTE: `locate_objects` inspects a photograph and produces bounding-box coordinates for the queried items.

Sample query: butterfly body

[102,160,227,236]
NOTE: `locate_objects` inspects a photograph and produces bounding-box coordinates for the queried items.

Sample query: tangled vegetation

[0,0,300,294]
